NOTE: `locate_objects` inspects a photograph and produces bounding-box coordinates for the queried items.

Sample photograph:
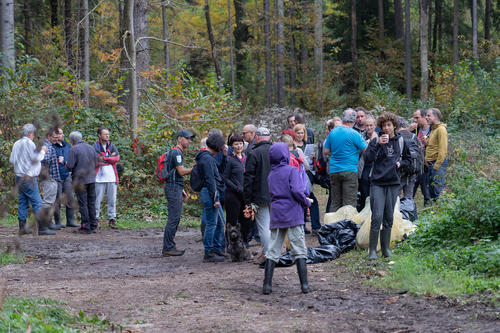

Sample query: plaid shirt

[41,139,61,181]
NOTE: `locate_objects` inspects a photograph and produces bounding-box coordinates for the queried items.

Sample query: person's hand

[182,190,189,203]
[41,146,48,153]
[396,162,400,168]
[408,122,418,132]
[370,131,378,139]
[223,145,228,156]
[214,201,220,209]
[111,152,117,156]
[308,198,314,203]
[422,136,428,146]
[379,135,389,145]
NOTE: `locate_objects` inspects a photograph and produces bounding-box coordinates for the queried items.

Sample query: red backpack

[156,147,181,181]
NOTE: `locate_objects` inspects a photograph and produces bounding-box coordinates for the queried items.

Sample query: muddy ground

[0,222,499,333]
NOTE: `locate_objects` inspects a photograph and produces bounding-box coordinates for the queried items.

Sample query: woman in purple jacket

[262,142,312,295]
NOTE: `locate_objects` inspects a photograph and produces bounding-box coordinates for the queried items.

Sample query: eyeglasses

[241,131,249,135]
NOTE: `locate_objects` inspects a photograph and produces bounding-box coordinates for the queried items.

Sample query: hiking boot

[203,251,225,263]
[253,252,266,265]
[215,251,230,259]
[162,250,184,257]
[249,239,261,247]
[18,219,32,235]
[109,219,118,229]
[304,226,311,234]
[311,229,319,235]
[73,228,91,235]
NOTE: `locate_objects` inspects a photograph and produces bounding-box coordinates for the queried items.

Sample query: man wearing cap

[162,130,194,257]
[244,127,272,264]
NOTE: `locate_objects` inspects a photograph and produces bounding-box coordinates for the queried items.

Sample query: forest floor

[1,219,499,332]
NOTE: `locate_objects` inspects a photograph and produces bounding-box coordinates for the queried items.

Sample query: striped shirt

[10,137,46,178]
[41,139,61,181]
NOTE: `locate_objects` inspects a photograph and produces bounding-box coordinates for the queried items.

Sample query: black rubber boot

[296,258,312,294]
[262,259,275,294]
[66,209,78,227]
[380,229,392,258]
[18,219,32,235]
[47,222,61,230]
[38,221,56,235]
[368,230,379,260]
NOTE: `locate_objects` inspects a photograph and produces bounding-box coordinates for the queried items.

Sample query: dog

[226,224,251,262]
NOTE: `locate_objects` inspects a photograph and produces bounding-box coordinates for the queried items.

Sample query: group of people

[10,125,121,235]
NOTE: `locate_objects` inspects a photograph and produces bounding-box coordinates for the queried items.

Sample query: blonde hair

[278,134,296,150]
[293,124,307,142]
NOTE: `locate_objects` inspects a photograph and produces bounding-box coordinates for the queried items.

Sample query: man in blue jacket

[53,127,78,227]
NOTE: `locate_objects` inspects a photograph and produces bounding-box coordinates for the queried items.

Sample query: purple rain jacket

[267,143,311,230]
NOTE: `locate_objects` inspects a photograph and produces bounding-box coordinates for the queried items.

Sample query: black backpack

[189,164,204,192]
[402,134,423,175]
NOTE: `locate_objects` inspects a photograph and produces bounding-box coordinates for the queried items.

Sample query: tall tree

[420,0,429,103]
[228,0,235,96]
[264,0,272,106]
[314,0,323,91]
[453,0,458,65]
[300,0,309,91]
[472,0,478,61]
[82,0,90,107]
[135,0,150,101]
[288,2,297,106]
[427,0,432,51]
[23,0,33,55]
[394,0,404,40]
[50,0,59,28]
[405,0,411,101]
[0,0,16,72]
[205,0,222,85]
[378,0,384,47]
[432,0,441,52]
[276,0,285,106]
[125,0,138,141]
[233,0,251,82]
[485,0,491,49]
[162,3,170,77]
[65,0,74,69]
[351,0,358,89]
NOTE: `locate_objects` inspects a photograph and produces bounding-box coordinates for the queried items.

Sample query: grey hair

[396,116,408,129]
[69,131,83,143]
[365,115,376,122]
[207,129,223,138]
[21,124,36,137]
[342,109,356,123]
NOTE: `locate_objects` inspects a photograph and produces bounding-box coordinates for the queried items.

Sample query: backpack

[189,164,205,192]
[156,147,181,181]
[402,134,423,175]
[314,139,328,175]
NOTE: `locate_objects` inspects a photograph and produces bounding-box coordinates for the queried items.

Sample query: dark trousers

[163,186,183,252]
[306,173,321,230]
[428,158,448,200]
[329,171,358,212]
[357,166,371,212]
[413,170,430,205]
[75,182,97,230]
[370,185,399,231]
[224,190,251,246]
[54,177,75,225]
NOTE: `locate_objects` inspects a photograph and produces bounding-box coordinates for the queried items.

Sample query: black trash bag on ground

[258,245,341,268]
[400,197,418,222]
[317,219,360,253]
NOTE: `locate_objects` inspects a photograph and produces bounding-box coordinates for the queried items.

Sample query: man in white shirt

[10,124,53,235]
[94,126,120,229]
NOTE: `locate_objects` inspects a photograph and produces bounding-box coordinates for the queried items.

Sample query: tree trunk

[264,0,272,106]
[162,3,170,77]
[274,0,278,105]
[233,0,250,82]
[82,0,90,107]
[0,0,16,72]
[276,0,285,107]
[351,0,358,89]
[485,0,491,51]
[405,0,411,101]
[135,0,149,103]
[125,0,138,141]
[118,0,130,109]
[23,0,33,55]
[453,0,458,65]
[65,0,74,69]
[205,0,222,85]
[300,0,309,92]
[420,0,428,103]
[288,3,297,106]
[314,0,323,90]
[427,0,432,52]
[472,0,477,62]
[394,0,404,40]
[378,0,384,53]
[228,0,235,96]
[432,0,440,52]
[50,0,59,27]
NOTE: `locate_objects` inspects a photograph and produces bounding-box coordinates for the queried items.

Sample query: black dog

[226,224,251,262]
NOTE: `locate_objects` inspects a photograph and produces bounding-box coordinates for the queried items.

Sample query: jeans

[16,177,42,220]
[266,225,307,263]
[163,186,183,252]
[428,158,448,200]
[75,182,97,230]
[54,177,75,225]
[370,185,399,231]
[95,182,117,220]
[254,203,271,253]
[306,172,321,230]
[329,171,358,212]
[201,187,225,254]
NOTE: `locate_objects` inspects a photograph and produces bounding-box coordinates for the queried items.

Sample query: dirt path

[0,225,498,332]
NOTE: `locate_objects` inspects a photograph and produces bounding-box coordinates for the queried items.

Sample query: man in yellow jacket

[422,108,448,200]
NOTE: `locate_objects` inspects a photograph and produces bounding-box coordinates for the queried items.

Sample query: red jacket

[94,141,120,184]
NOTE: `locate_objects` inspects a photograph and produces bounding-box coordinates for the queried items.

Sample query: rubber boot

[368,230,379,260]
[18,219,32,235]
[65,209,78,227]
[296,258,313,294]
[38,220,56,235]
[262,259,275,294]
[47,221,61,230]
[380,229,392,258]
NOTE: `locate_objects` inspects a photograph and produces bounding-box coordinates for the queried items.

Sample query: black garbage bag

[258,245,341,268]
[400,197,418,222]
[317,219,360,253]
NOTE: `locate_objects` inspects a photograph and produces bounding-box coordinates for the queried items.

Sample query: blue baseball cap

[177,130,195,138]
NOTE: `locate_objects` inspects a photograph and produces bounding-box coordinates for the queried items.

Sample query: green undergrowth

[0,297,109,332]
